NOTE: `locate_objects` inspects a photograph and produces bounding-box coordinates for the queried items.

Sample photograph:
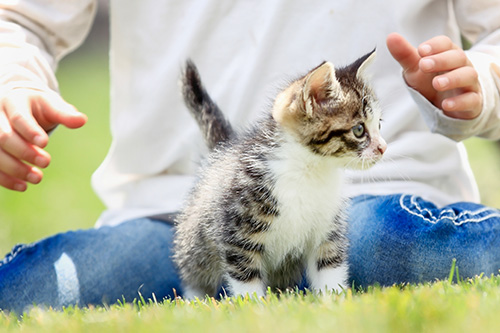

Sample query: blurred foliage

[464,138,500,208]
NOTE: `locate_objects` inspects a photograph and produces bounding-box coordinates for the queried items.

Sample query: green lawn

[2,277,500,332]
[0,50,499,331]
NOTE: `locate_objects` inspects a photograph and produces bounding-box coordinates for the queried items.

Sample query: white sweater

[1,0,499,227]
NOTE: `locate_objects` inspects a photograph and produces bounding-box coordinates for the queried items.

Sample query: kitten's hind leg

[182,284,207,301]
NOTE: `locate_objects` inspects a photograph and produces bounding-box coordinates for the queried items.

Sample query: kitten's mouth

[347,155,382,170]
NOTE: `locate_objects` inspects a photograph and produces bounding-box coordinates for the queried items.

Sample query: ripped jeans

[1,194,499,314]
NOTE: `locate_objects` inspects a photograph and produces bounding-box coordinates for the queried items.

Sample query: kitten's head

[272,50,386,169]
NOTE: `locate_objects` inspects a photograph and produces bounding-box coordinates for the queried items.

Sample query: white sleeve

[412,0,500,142]
[0,1,97,94]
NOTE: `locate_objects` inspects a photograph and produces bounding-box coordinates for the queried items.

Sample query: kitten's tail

[181,60,234,150]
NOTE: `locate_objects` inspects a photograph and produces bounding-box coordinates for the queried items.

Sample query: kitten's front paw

[227,277,266,298]
[309,263,349,295]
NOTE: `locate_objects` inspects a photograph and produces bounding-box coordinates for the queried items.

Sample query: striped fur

[174,50,385,298]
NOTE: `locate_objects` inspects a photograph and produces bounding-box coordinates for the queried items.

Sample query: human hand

[0,88,87,191]
[386,32,482,120]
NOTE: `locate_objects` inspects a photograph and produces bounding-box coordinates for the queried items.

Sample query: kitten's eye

[352,124,365,138]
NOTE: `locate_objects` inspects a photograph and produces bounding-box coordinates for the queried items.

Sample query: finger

[0,171,27,192]
[442,91,482,119]
[418,35,458,57]
[386,32,421,73]
[432,66,480,92]
[0,111,51,168]
[0,148,43,184]
[2,93,49,148]
[491,62,500,78]
[419,49,469,73]
[492,63,500,91]
[34,92,87,130]
[1,134,51,168]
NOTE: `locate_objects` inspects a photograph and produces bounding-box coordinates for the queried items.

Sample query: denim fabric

[0,219,182,314]
[348,194,500,286]
[1,194,499,313]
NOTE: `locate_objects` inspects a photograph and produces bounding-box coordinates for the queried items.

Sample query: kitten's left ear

[355,48,376,80]
[302,61,341,117]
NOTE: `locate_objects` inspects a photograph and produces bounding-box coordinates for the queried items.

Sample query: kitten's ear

[355,48,376,80]
[302,61,341,116]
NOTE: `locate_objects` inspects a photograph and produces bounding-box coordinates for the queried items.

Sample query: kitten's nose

[377,139,387,155]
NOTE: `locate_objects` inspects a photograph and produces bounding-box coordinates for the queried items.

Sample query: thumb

[36,91,87,130]
[386,32,421,73]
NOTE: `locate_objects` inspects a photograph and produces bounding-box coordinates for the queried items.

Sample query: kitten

[174,50,386,299]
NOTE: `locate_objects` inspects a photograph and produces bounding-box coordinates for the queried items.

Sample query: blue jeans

[1,194,499,313]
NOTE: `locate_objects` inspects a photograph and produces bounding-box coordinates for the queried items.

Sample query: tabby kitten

[174,50,386,299]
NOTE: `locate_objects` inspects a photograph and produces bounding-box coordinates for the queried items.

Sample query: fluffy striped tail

[181,60,234,150]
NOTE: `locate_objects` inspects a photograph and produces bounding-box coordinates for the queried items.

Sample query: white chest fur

[265,138,346,267]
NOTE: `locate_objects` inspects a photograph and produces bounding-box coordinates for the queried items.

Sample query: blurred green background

[0,10,112,254]
[0,50,111,255]
[0,17,499,255]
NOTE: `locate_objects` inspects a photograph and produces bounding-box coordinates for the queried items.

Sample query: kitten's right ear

[355,48,376,80]
[302,61,341,117]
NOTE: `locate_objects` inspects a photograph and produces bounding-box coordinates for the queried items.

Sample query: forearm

[0,1,94,191]
[446,0,500,140]
[465,39,500,140]
[0,1,97,91]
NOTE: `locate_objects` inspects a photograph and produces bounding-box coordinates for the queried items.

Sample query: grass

[0,48,499,331]
[2,275,500,332]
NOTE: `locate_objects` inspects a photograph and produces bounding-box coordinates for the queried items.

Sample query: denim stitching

[399,194,500,225]
[399,195,432,223]
[404,194,500,224]
[409,195,455,218]
[403,195,452,223]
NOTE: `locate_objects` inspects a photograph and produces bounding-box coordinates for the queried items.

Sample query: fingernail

[34,156,50,168]
[420,59,434,71]
[14,183,27,192]
[436,77,450,89]
[420,44,432,55]
[27,172,41,184]
[33,135,46,147]
[444,100,456,110]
